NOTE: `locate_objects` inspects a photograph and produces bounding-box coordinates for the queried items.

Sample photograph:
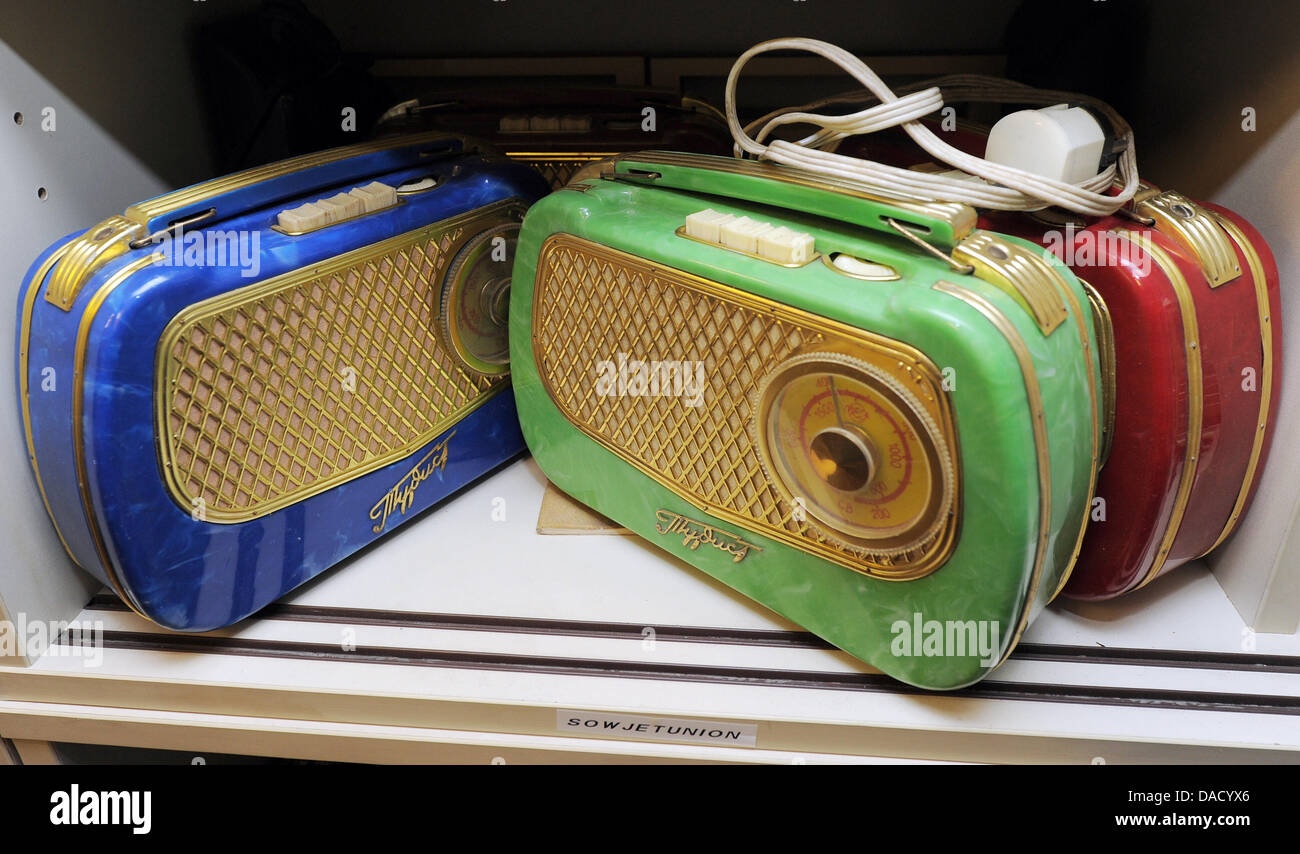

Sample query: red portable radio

[731,39,1281,599]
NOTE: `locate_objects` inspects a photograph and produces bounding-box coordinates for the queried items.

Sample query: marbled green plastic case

[510,152,1099,689]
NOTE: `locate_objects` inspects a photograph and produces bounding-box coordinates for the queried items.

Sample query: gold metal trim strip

[953,231,1070,336]
[1114,232,1203,590]
[1080,279,1117,467]
[1136,191,1242,287]
[532,233,960,581]
[19,243,79,561]
[1201,214,1273,555]
[611,151,977,240]
[932,279,1050,662]
[505,152,621,160]
[125,131,464,227]
[44,216,144,311]
[673,225,822,269]
[51,133,467,316]
[1044,268,1100,602]
[74,253,166,618]
[154,202,522,523]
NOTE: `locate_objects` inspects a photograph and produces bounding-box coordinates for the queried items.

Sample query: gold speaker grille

[157,207,519,523]
[532,234,958,577]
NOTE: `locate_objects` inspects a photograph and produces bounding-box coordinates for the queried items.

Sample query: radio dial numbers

[755,352,953,556]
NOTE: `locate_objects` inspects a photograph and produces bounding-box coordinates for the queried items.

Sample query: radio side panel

[981,212,1198,600]
[1175,204,1281,564]
[1070,240,1187,598]
[18,230,109,584]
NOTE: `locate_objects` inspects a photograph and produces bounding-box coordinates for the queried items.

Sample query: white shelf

[2,458,1298,764]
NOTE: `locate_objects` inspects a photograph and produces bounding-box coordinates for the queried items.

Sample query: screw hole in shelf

[37,187,47,201]
[13,112,23,126]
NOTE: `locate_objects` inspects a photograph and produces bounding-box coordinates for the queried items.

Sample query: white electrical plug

[985,104,1107,185]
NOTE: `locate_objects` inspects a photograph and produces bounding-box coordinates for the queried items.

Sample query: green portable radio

[509,151,1101,689]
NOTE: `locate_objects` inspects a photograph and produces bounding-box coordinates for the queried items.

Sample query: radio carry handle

[605,151,978,253]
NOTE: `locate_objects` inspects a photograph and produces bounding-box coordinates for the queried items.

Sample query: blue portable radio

[17,132,548,630]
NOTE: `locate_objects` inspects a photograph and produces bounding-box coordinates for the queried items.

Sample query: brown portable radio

[372,87,734,188]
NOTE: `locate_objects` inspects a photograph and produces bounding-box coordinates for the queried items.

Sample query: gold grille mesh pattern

[532,235,955,575]
[513,156,608,189]
[159,224,506,522]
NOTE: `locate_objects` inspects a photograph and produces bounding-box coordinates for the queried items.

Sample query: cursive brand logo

[654,510,762,563]
[370,432,455,532]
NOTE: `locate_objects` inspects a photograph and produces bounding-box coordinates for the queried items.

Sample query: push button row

[683,209,900,279]
[683,209,816,265]
[276,181,399,234]
[499,115,593,133]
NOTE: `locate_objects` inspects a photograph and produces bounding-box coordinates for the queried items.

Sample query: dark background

[2,0,1296,197]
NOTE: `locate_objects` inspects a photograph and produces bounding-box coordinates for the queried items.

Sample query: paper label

[557,709,758,747]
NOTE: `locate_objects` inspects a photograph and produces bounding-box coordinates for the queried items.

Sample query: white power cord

[724,38,1139,215]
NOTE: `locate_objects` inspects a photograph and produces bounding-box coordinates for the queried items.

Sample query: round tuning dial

[440,222,520,376]
[754,351,954,559]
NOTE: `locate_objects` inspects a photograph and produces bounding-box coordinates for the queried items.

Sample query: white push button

[758,226,815,265]
[560,115,592,132]
[530,116,561,131]
[276,202,328,233]
[684,208,734,243]
[276,181,398,233]
[351,181,399,210]
[720,216,772,253]
[683,208,815,265]
[499,115,530,132]
[395,176,437,194]
[830,253,899,279]
[319,192,364,224]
